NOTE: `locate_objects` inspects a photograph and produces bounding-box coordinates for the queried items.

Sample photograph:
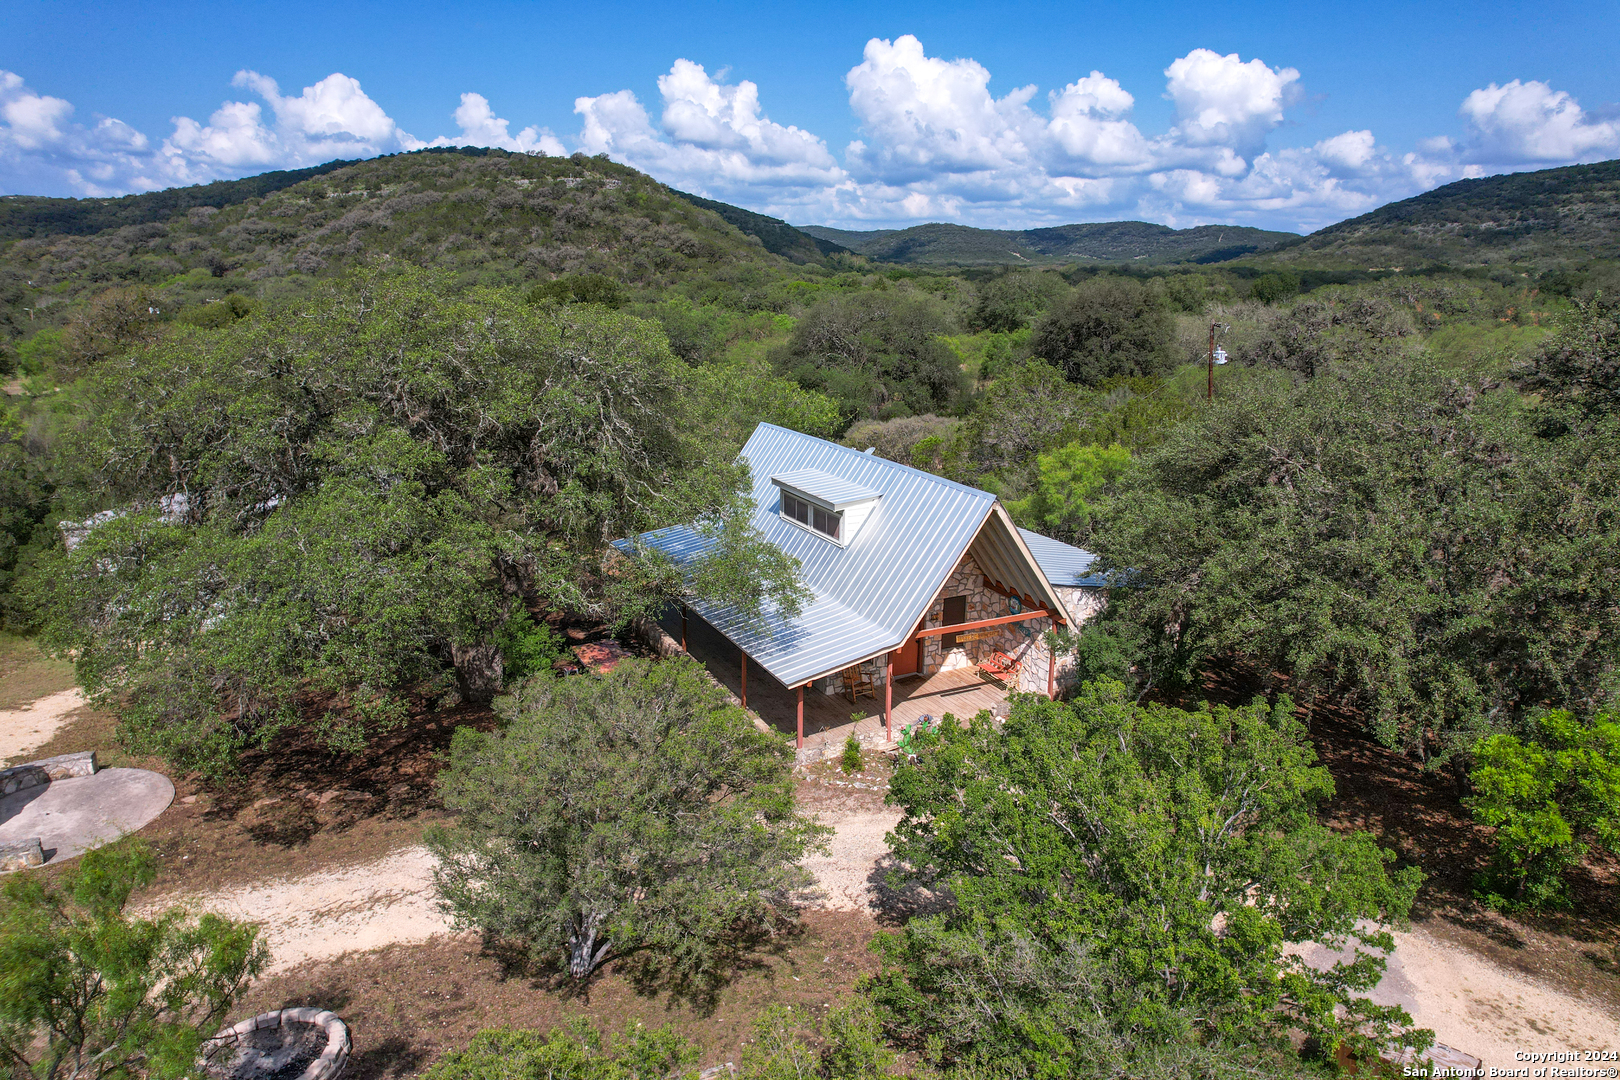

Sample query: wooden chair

[977,650,1022,686]
[842,666,877,705]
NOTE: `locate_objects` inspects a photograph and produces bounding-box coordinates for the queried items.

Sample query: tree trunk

[451,641,504,704]
[568,912,613,978]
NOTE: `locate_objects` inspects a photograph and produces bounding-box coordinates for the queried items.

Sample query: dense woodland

[2,147,1619,1078]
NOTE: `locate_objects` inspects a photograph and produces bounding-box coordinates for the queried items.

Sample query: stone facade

[811,555,1108,699]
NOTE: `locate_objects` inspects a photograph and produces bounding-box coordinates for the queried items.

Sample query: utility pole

[1206,322,1228,402]
[1207,322,1216,402]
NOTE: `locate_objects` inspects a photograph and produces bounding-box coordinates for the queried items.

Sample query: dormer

[770,468,882,547]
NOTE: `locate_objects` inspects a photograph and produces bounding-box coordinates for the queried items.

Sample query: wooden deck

[662,607,1010,755]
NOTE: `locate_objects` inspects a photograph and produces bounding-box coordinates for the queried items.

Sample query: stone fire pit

[202,1009,350,1080]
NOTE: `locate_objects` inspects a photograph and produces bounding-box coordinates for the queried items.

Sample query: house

[614,423,1108,747]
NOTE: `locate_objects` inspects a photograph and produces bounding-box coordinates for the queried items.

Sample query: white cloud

[426,92,567,155]
[843,34,1041,182]
[159,70,422,184]
[4,47,1618,235]
[1046,72,1152,169]
[1163,48,1301,157]
[0,69,563,197]
[575,58,845,204]
[1459,79,1620,164]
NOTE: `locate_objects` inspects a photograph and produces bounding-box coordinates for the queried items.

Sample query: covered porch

[657,605,1012,755]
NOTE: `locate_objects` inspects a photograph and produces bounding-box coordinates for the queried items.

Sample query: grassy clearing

[0,634,77,712]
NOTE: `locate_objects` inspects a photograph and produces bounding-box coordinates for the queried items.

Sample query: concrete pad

[0,767,174,865]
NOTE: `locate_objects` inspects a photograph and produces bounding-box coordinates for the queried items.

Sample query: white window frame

[779,489,843,543]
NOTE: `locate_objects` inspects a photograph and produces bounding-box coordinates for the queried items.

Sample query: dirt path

[803,805,905,913]
[0,688,88,766]
[1385,924,1617,1059]
[140,846,458,974]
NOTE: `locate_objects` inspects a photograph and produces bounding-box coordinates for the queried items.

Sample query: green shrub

[422,1020,699,1080]
[740,1002,897,1079]
[1467,709,1620,910]
[495,611,566,684]
[0,839,267,1080]
[1250,270,1301,304]
[841,735,864,773]
[427,657,828,986]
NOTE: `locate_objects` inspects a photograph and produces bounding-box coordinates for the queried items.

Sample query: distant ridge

[1264,158,1620,270]
[0,159,363,241]
[796,220,1299,266]
[671,190,851,263]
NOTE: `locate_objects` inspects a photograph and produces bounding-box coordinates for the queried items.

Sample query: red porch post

[796,685,804,749]
[1048,641,1056,699]
[740,648,747,709]
[885,651,894,742]
[681,605,688,652]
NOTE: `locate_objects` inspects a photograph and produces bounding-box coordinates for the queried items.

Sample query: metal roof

[1017,527,1108,587]
[618,424,1070,689]
[769,468,883,509]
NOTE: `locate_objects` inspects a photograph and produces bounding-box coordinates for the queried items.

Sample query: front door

[892,621,924,677]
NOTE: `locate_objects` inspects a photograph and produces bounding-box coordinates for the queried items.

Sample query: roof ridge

[752,423,995,504]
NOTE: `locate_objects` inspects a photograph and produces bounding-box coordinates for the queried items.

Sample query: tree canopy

[776,291,966,421]
[427,657,828,993]
[0,840,266,1080]
[34,267,809,772]
[1030,276,1174,386]
[869,681,1425,1076]
[1087,353,1620,761]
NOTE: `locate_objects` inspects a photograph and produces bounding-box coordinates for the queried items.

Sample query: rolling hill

[1262,158,1620,270]
[0,148,825,345]
[797,220,1299,266]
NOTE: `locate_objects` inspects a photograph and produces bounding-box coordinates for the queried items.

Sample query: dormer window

[771,468,882,547]
[783,490,841,540]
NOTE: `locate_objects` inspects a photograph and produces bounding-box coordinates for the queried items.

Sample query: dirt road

[0,688,88,766]
[140,846,458,974]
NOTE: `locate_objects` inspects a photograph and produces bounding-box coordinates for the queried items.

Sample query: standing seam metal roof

[1016,527,1108,587]
[617,424,1062,689]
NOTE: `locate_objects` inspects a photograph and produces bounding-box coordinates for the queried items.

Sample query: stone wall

[904,553,1052,693]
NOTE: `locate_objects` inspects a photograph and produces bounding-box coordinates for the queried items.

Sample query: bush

[841,735,864,773]
[427,657,829,991]
[871,680,1427,1075]
[527,273,626,309]
[740,1002,896,1079]
[495,611,566,684]
[0,839,267,1080]
[421,1021,700,1080]
[1250,271,1301,304]
[1467,709,1620,910]
[1030,276,1174,386]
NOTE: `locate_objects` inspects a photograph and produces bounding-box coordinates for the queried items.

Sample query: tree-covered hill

[0,148,825,346]
[0,158,361,241]
[797,220,1299,266]
[671,189,851,262]
[1263,158,1620,270]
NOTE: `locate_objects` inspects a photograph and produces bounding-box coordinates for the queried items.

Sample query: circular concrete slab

[0,768,174,864]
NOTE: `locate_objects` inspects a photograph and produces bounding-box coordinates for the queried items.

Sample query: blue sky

[3,0,1617,232]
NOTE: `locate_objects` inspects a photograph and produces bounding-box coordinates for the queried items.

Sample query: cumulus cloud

[5,43,1618,234]
[0,69,562,197]
[1046,72,1152,169]
[575,58,844,207]
[843,35,1042,182]
[1163,48,1300,157]
[429,92,566,155]
[1459,79,1620,164]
